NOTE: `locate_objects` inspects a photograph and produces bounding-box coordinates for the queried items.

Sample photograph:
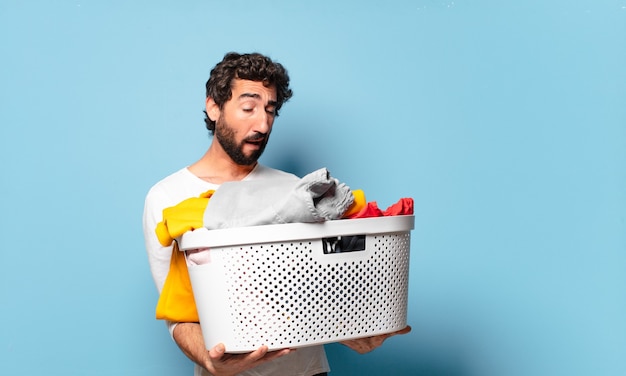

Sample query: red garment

[348,202,383,218]
[383,197,414,216]
[348,197,413,218]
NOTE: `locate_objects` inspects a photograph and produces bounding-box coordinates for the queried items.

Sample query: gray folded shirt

[202,167,354,230]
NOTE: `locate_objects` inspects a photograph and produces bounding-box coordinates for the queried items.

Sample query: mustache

[244,132,268,142]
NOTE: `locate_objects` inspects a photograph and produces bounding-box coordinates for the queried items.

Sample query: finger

[245,345,270,362]
[246,346,292,365]
[394,325,412,335]
[261,348,293,362]
[208,343,226,361]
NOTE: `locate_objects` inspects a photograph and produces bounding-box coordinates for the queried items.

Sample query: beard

[214,115,269,166]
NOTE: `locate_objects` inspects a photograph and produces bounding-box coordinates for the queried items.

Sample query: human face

[211,79,277,166]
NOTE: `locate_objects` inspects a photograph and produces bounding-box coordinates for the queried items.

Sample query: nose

[254,110,273,134]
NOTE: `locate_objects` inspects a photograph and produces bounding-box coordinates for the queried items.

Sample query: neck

[188,142,256,184]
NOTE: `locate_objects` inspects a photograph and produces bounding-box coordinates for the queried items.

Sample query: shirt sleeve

[142,186,175,293]
[144,186,184,340]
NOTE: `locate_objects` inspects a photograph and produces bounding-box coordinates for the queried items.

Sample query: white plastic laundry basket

[179,215,414,352]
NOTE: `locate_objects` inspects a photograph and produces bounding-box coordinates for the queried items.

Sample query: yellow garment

[155,190,215,246]
[155,188,365,322]
[155,242,199,322]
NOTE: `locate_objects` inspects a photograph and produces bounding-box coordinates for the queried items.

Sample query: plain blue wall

[1,1,624,375]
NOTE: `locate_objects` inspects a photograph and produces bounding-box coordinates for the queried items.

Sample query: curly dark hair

[204,52,293,134]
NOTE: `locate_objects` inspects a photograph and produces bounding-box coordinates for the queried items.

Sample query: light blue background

[1,1,625,375]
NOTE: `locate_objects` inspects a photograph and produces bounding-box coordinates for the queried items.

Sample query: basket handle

[322,235,366,254]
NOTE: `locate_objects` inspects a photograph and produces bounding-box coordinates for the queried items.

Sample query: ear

[205,97,220,122]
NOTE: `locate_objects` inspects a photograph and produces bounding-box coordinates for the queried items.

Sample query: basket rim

[178,215,414,250]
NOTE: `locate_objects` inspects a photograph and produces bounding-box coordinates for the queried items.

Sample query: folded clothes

[155,168,366,247]
[203,167,356,229]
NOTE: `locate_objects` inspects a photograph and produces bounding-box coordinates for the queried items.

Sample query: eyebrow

[238,93,278,107]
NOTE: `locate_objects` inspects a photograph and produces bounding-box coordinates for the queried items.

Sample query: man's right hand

[205,342,292,376]
[173,322,293,376]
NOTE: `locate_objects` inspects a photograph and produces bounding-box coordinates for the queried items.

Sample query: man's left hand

[340,325,412,354]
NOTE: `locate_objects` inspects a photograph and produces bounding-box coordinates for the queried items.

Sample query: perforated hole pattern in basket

[222,233,410,349]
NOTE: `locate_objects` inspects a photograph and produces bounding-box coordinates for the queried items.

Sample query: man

[143,52,410,376]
